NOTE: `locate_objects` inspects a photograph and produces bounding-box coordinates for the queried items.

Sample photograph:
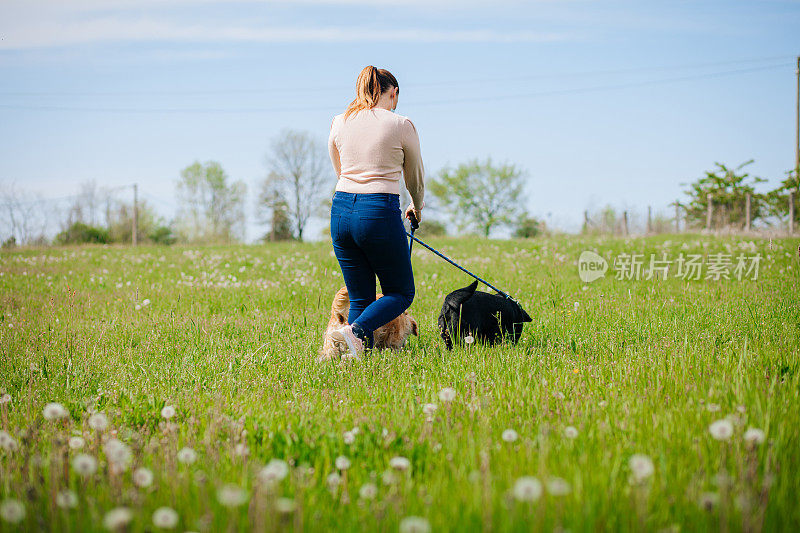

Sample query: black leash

[406,214,517,303]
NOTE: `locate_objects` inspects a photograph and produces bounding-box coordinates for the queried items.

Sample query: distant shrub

[56,222,109,245]
[514,215,545,238]
[2,236,17,249]
[416,219,447,237]
[149,226,177,245]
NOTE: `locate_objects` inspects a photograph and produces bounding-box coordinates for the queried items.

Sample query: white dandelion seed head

[326,472,341,490]
[389,456,411,471]
[160,405,176,419]
[564,426,579,439]
[709,419,734,441]
[0,430,18,452]
[142,299,151,307]
[55,490,78,509]
[359,483,378,500]
[72,453,98,476]
[381,469,398,485]
[598,400,608,408]
[258,459,289,484]
[512,476,543,502]
[0,499,25,523]
[274,498,296,514]
[464,334,475,344]
[152,507,179,529]
[573,301,579,312]
[68,436,85,450]
[699,492,720,511]
[706,403,721,412]
[547,477,571,496]
[335,455,351,471]
[744,427,765,445]
[0,394,11,405]
[88,412,109,431]
[103,507,132,531]
[177,447,197,465]
[628,454,654,483]
[399,516,431,533]
[216,484,248,507]
[438,387,456,403]
[133,467,154,488]
[351,426,360,435]
[43,402,69,421]
[343,431,355,445]
[422,403,438,416]
[502,429,519,443]
[104,439,131,468]
[233,443,249,457]
[553,391,565,400]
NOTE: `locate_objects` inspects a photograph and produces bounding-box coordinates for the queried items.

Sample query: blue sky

[0,0,798,240]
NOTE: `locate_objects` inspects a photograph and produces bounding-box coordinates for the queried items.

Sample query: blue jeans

[330,191,415,347]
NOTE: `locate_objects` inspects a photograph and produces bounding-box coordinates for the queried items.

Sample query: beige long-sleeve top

[328,107,425,209]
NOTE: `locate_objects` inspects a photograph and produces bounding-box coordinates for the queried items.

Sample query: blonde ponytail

[344,65,399,120]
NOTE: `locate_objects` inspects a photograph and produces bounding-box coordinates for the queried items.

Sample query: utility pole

[132,183,138,246]
[794,56,799,235]
[789,56,799,236]
[745,193,751,232]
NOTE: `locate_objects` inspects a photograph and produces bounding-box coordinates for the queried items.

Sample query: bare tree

[0,181,50,245]
[262,129,329,241]
[63,180,105,227]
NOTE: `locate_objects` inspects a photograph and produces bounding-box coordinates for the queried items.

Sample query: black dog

[438,280,532,350]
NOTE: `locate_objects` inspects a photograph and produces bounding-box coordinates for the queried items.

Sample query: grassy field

[0,234,798,532]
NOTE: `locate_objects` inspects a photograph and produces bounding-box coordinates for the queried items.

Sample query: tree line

[5,127,794,248]
[1,128,544,248]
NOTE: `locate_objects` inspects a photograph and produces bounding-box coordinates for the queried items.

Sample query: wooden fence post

[745,193,751,232]
[790,190,796,235]
[706,193,713,230]
[647,205,652,234]
[623,211,629,236]
[674,202,680,233]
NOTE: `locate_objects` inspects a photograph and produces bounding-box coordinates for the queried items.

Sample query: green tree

[765,169,799,225]
[680,160,767,230]
[257,184,294,242]
[175,161,246,243]
[429,157,527,237]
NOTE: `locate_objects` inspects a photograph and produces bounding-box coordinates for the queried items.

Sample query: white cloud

[0,17,572,49]
[2,0,533,10]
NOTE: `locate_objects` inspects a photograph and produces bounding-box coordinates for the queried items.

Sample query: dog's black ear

[517,304,532,323]
[447,280,478,309]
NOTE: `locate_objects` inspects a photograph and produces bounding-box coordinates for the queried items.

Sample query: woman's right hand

[405,204,422,225]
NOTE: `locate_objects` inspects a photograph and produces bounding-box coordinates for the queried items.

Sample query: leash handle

[407,212,420,231]
[407,212,419,257]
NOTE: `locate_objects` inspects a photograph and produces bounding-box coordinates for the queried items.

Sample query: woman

[327,65,425,358]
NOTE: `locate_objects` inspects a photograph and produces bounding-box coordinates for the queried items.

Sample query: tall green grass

[0,234,798,532]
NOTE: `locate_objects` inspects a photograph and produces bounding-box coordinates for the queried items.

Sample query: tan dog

[320,286,418,360]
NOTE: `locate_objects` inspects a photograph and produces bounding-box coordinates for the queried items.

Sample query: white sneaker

[330,324,364,358]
